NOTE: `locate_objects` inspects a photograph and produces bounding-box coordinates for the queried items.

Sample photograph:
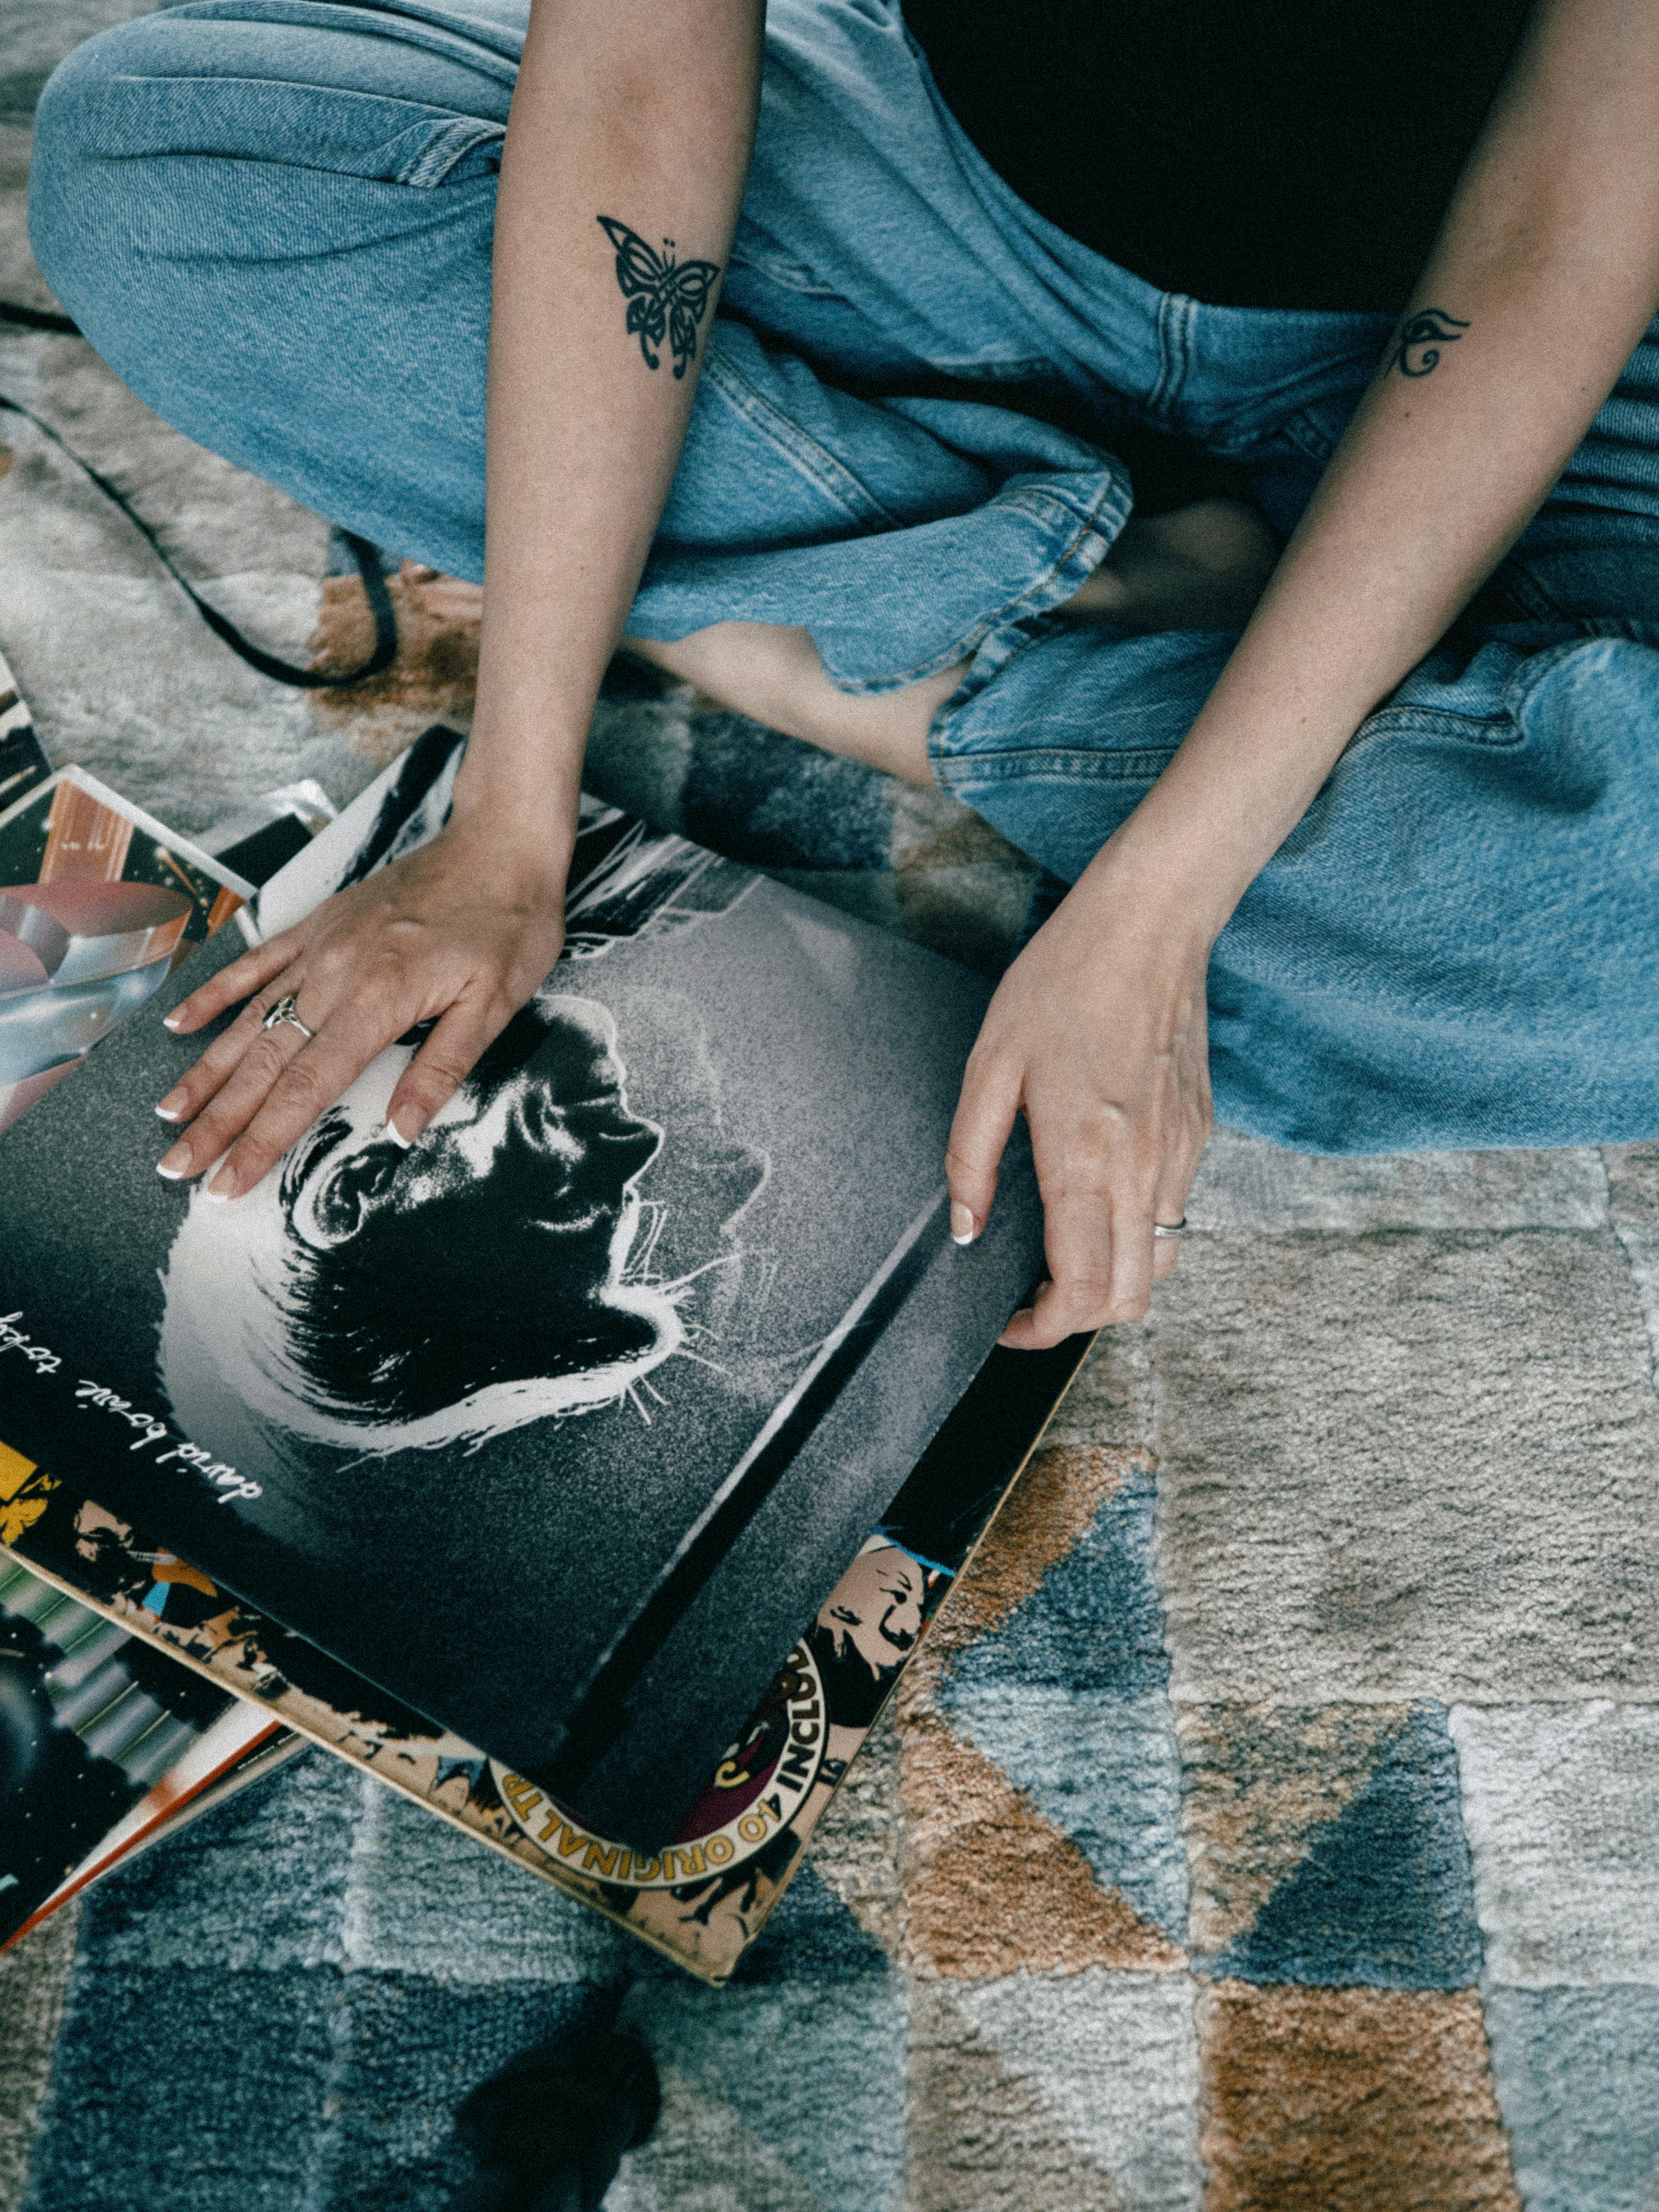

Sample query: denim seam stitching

[725,243,845,299]
[992,485,1118,528]
[917,476,1132,732]
[158,0,521,86]
[93,76,505,186]
[1345,704,1519,752]
[934,745,1177,789]
[1148,292,1193,420]
[916,354,1058,383]
[700,349,905,531]
[838,475,1129,697]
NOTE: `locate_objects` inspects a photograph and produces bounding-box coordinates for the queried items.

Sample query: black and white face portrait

[157,992,700,1462]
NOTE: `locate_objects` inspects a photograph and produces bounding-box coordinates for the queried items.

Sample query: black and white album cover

[0,731,1044,1845]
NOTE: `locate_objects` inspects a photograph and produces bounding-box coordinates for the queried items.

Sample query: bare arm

[155,0,762,1195]
[1131,0,1659,923]
[459,0,761,870]
[950,0,1659,1346]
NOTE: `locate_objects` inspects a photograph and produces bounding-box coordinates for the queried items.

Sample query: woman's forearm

[454,0,763,844]
[1100,0,1659,938]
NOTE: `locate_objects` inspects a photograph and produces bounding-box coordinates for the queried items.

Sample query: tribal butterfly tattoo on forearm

[1389,308,1470,378]
[598,215,722,379]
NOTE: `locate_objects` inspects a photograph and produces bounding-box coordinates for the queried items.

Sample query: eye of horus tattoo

[598,214,722,380]
[1389,308,1470,378]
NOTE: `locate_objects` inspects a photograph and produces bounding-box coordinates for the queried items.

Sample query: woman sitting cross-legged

[28,0,1659,1342]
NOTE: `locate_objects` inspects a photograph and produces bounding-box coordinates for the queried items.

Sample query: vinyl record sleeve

[0,649,51,817]
[0,759,253,1136]
[0,1318,1091,1982]
[0,737,1045,1844]
[3,1717,300,1951]
[0,1548,273,1946]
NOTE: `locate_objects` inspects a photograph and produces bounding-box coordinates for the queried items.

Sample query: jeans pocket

[387,112,504,186]
[729,221,847,298]
[729,220,1050,381]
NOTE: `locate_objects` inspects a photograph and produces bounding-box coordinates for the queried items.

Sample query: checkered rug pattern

[2,9,1657,2206]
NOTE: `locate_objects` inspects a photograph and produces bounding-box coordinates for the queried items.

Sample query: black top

[901,0,1532,311]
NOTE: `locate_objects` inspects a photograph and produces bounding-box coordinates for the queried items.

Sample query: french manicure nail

[950,1200,976,1246]
[205,1170,236,1203]
[162,1012,183,1031]
[156,1144,189,1181]
[383,1116,413,1150]
[155,1095,184,1121]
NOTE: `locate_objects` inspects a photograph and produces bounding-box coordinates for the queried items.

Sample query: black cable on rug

[0,299,398,687]
[0,300,79,335]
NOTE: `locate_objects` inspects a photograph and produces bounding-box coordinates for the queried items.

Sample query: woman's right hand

[152,806,573,1202]
[946,832,1216,1348]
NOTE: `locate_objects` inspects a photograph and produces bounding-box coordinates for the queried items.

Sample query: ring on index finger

[262,992,317,1043]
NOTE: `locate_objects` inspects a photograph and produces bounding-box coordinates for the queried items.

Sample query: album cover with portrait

[0,729,1048,1847]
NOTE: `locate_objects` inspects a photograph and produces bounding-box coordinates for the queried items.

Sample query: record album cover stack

[0,703,1089,1981]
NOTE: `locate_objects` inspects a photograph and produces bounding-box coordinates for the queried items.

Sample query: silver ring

[262,992,316,1042]
[1152,1217,1187,1240]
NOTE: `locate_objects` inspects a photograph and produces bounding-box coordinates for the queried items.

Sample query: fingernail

[155,1092,185,1121]
[383,1116,413,1151]
[162,1013,183,1032]
[950,1201,977,1246]
[156,1143,190,1180]
[205,1168,236,1203]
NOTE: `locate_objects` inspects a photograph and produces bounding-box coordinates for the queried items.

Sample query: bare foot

[1062,496,1280,631]
[621,495,1279,785]
[620,623,956,786]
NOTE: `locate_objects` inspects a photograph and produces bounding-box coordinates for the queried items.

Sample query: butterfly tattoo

[597,215,722,380]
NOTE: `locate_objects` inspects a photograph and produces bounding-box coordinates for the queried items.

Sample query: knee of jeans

[26,24,155,320]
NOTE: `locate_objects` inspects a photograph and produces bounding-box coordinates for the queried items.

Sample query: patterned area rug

[3,10,1658,2207]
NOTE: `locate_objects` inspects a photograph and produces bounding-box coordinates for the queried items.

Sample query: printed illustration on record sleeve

[0,652,50,815]
[159,792,766,1470]
[0,1545,266,1944]
[0,722,1045,1846]
[57,1494,455,1764]
[0,1300,1095,1982]
[486,1535,951,1968]
[0,765,250,1134]
[1,1452,956,1979]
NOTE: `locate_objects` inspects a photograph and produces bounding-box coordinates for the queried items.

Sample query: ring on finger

[1152,1217,1187,1240]
[262,991,317,1043]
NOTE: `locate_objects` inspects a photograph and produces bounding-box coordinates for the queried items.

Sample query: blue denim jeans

[28,0,1659,1151]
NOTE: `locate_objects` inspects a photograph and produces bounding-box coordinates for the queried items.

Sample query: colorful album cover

[0,759,255,1135]
[0,728,1047,1845]
[0,1323,1088,1980]
[0,650,51,817]
[0,1547,276,1947]
[4,1721,303,1951]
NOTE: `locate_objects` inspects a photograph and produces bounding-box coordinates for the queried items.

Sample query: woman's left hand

[946,849,1216,1349]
